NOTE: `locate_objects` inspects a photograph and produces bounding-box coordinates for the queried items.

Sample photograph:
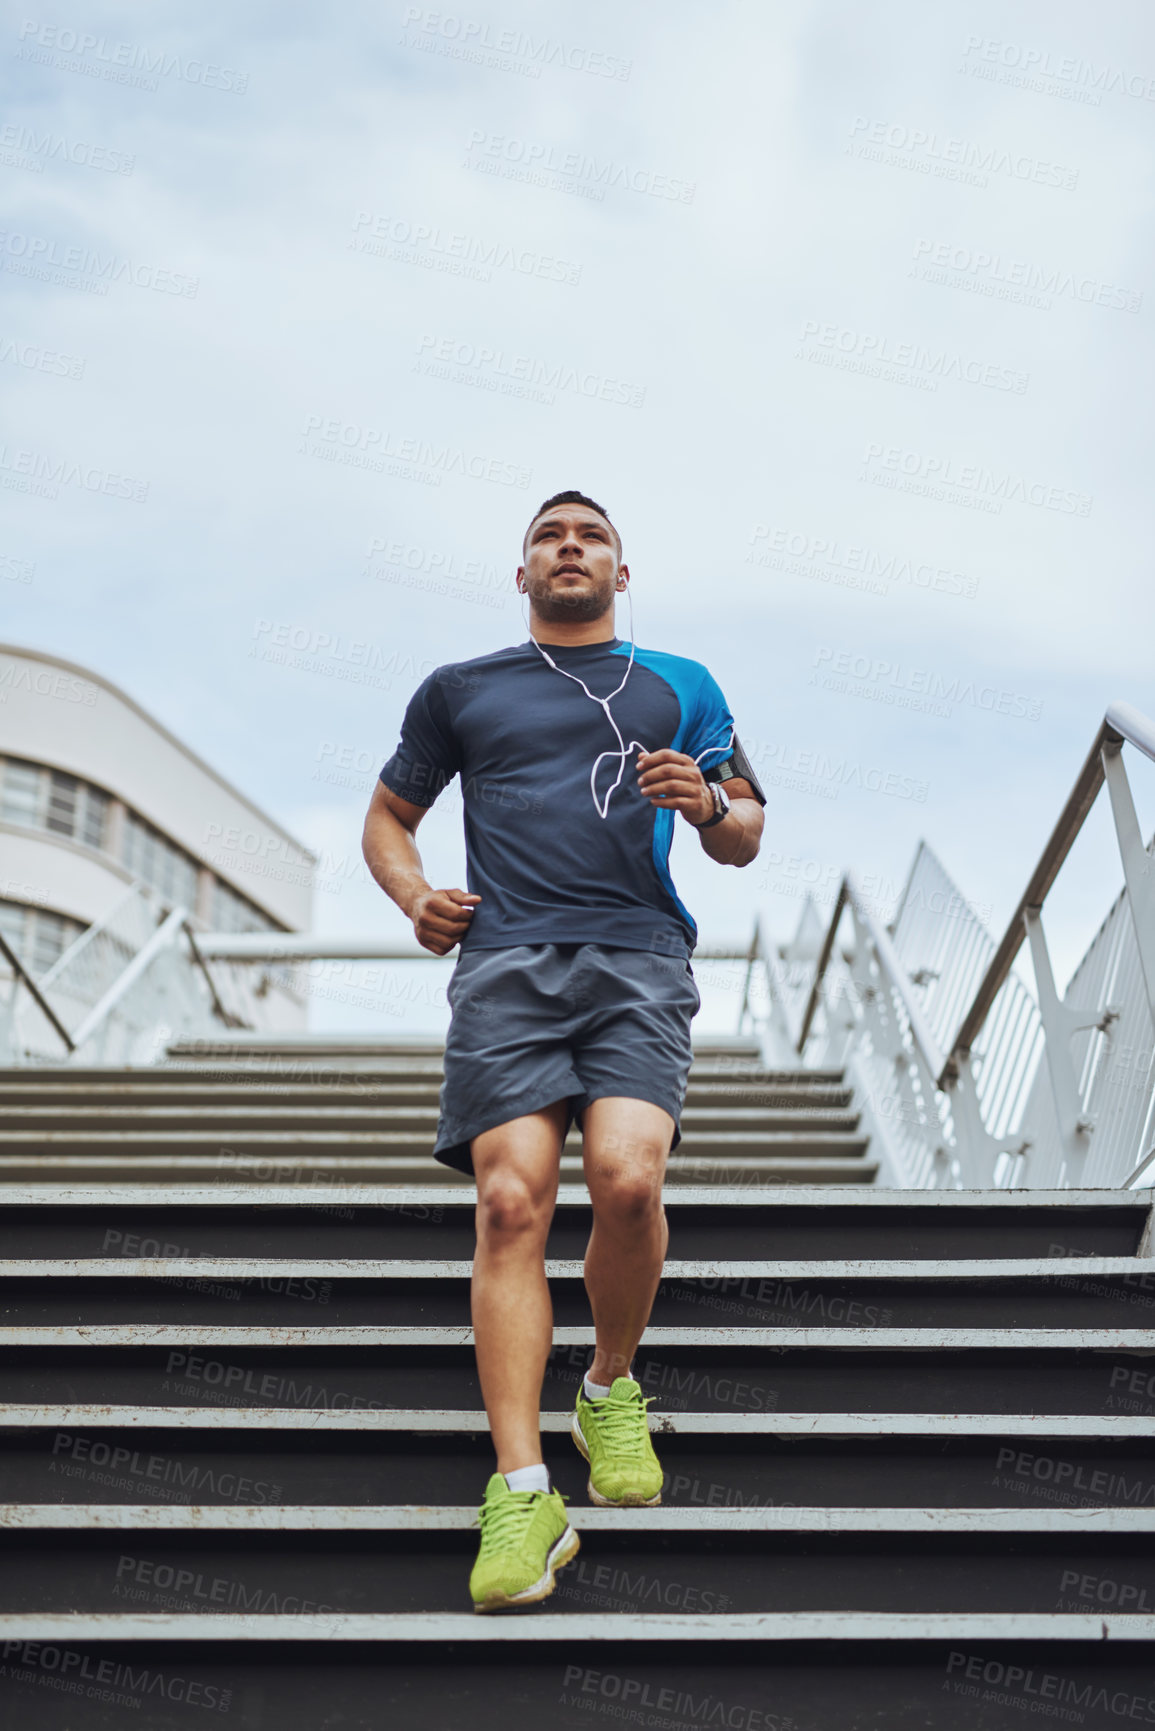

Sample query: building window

[0,899,85,978]
[212,876,279,934]
[0,754,284,935]
[0,759,41,828]
[121,810,201,912]
[0,758,109,851]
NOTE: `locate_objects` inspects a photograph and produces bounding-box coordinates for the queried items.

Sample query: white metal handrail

[795,703,1155,1188]
[790,872,954,1187]
[942,702,1155,1085]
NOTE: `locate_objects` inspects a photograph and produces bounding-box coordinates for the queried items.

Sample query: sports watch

[691,782,731,829]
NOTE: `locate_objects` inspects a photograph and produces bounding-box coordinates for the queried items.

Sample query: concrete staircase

[0,1036,876,1186]
[1,1039,1154,1726]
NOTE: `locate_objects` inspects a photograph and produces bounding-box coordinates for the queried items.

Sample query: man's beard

[525,572,615,624]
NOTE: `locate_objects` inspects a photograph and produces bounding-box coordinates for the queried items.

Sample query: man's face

[517,508,626,624]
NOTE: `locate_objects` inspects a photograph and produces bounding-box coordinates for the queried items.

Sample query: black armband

[703,734,767,807]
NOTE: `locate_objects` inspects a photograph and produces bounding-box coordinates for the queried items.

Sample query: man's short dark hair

[524,489,620,558]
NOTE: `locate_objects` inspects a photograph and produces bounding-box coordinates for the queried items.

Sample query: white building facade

[0,643,315,1023]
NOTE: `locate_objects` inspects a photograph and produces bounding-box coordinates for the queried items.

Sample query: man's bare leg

[580,1097,674,1386]
[471,1101,566,1475]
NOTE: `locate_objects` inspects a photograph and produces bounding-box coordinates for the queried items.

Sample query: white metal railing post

[943,1054,1014,1188]
[1102,742,1155,1031]
[0,977,16,1065]
[746,919,799,1066]
[827,948,862,1069]
[850,886,955,1186]
[69,907,188,1053]
[1021,906,1098,1185]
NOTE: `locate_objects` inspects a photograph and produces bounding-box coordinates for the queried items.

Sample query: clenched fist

[636,749,714,825]
[410,887,482,956]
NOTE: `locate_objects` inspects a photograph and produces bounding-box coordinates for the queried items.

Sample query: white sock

[584,1371,633,1401]
[504,1463,550,1495]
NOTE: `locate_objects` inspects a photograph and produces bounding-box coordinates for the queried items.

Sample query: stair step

[2,1265,1154,1328]
[5,1421,1155,1508]
[7,1502,1155,1529]
[0,1106,863,1135]
[0,1187,1142,1258]
[0,1082,857,1114]
[1,1626,1151,1731]
[3,1340,1145,1415]
[7,1609,1155,1637]
[0,1155,879,1186]
[0,1128,870,1152]
[5,1517,1155,1615]
[6,1409,1155,1438]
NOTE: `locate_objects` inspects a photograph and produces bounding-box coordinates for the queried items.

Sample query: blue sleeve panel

[610,644,738,947]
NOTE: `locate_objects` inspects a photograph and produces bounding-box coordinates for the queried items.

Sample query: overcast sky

[5,0,1154,1034]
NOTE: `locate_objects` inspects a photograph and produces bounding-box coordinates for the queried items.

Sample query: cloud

[4,0,1153,1032]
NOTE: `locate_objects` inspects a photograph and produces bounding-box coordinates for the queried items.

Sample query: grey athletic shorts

[433,942,701,1177]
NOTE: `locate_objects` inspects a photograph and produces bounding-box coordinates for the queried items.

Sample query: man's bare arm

[361,780,480,955]
[635,752,764,867]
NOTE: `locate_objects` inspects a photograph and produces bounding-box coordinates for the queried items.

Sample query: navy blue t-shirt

[379,637,755,959]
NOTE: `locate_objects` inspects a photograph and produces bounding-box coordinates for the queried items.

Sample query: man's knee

[476,1171,551,1241]
[589,1156,666,1225]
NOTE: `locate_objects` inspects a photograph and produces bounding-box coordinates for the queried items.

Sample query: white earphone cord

[523,582,735,820]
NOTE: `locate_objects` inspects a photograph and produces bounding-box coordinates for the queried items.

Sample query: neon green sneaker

[572,1377,664,1507]
[469,1473,580,1613]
